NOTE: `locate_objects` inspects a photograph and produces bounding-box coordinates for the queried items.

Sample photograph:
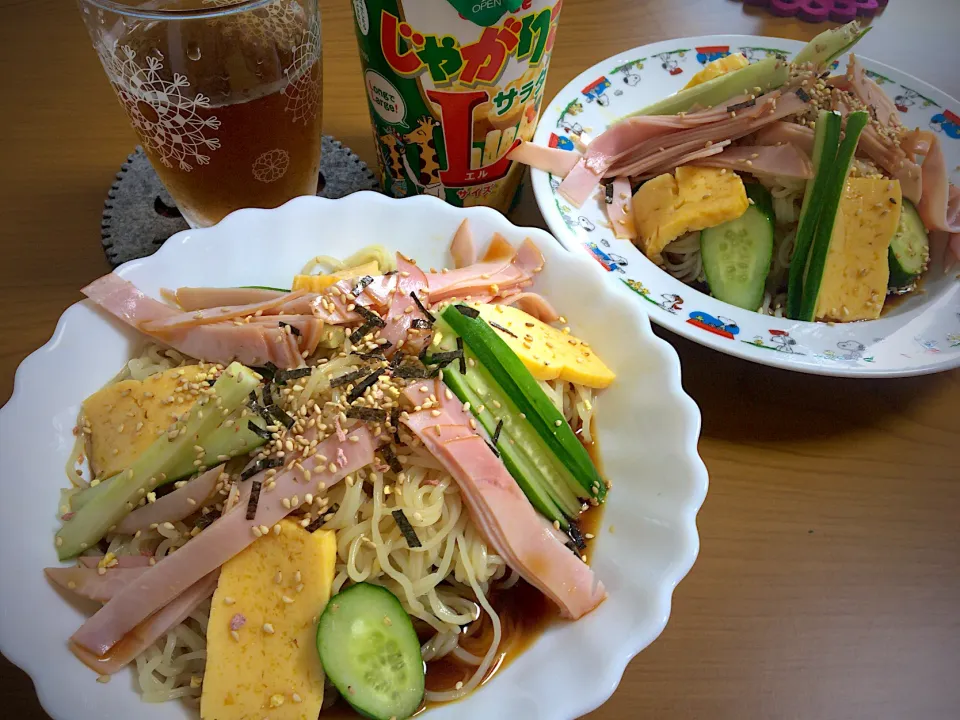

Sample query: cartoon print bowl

[530,35,960,378]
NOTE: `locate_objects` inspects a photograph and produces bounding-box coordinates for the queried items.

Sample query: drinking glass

[78,0,323,227]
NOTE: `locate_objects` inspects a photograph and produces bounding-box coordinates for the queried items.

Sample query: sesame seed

[275,571,283,584]
[295,583,305,593]
[224,596,236,605]
[455,681,464,690]
[252,526,263,538]
[96,674,111,684]
[292,693,303,703]
[262,623,275,634]
[230,630,241,642]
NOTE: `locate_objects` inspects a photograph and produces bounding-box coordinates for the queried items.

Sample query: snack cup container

[349,0,562,212]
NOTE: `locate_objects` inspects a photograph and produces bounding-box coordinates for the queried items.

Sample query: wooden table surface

[1,0,958,718]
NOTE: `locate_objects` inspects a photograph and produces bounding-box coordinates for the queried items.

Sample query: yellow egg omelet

[814,178,903,322]
[82,365,207,478]
[201,522,336,720]
[473,304,615,389]
[632,166,749,264]
[683,53,750,90]
[292,261,379,293]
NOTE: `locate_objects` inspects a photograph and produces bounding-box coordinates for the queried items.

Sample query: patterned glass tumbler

[78,0,323,227]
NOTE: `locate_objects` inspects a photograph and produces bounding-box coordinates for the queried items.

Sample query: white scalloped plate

[531,35,960,377]
[0,193,707,720]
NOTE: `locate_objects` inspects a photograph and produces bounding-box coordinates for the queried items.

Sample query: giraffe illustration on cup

[378,130,415,197]
[404,116,444,198]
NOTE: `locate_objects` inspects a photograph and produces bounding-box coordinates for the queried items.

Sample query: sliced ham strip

[69,571,219,675]
[425,239,544,303]
[508,141,582,177]
[605,176,637,240]
[915,132,960,235]
[449,220,476,269]
[82,275,305,369]
[45,566,149,603]
[844,54,902,129]
[694,143,814,179]
[248,315,325,357]
[78,556,151,569]
[494,292,561,323]
[378,255,430,353]
[114,465,224,536]
[71,428,374,657]
[140,290,307,333]
[752,121,815,157]
[173,287,288,312]
[402,379,606,620]
[557,158,604,207]
[642,140,731,178]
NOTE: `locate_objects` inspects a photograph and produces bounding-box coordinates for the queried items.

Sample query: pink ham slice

[605,176,638,240]
[693,143,814,179]
[641,139,731,178]
[82,275,307,368]
[401,379,606,620]
[78,556,152,568]
[139,291,307,333]
[494,292,561,323]
[114,465,224,536]
[172,287,288,312]
[508,141,583,177]
[425,238,544,303]
[71,427,375,657]
[378,254,430,353]
[45,565,149,603]
[843,55,903,129]
[752,121,815,157]
[449,219,477,269]
[70,571,219,674]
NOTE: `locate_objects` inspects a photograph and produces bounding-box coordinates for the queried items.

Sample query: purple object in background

[740,0,888,23]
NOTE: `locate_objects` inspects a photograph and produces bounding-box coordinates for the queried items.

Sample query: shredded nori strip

[275,367,312,385]
[352,276,374,296]
[485,440,500,458]
[819,70,831,80]
[245,480,262,520]
[349,322,375,344]
[347,368,385,403]
[306,503,340,533]
[251,398,275,425]
[422,349,463,365]
[454,304,479,319]
[378,443,404,474]
[795,87,811,103]
[254,362,278,380]
[389,352,404,369]
[725,98,757,112]
[267,404,295,429]
[194,507,222,531]
[330,369,366,388]
[346,406,388,423]
[457,337,466,375]
[604,182,614,205]
[279,321,301,337]
[240,457,283,482]
[391,407,402,444]
[566,521,587,552]
[489,321,518,338]
[384,270,397,276]
[356,305,386,328]
[393,364,431,379]
[411,318,432,330]
[491,419,503,446]
[409,292,436,323]
[392,509,422,548]
[247,419,273,440]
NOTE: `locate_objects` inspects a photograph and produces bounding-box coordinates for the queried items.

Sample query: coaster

[740,0,887,23]
[101,135,381,266]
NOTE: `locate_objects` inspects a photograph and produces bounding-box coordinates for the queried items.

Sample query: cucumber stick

[433,324,582,525]
[70,414,268,513]
[798,111,870,321]
[793,22,871,69]
[56,362,260,559]
[787,110,842,319]
[317,583,424,720]
[701,184,774,310]
[440,305,605,503]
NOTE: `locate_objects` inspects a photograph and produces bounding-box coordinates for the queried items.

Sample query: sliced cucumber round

[317,583,425,720]
[700,184,774,311]
[888,199,930,288]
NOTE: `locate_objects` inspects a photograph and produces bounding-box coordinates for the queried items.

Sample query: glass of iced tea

[78,0,323,227]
